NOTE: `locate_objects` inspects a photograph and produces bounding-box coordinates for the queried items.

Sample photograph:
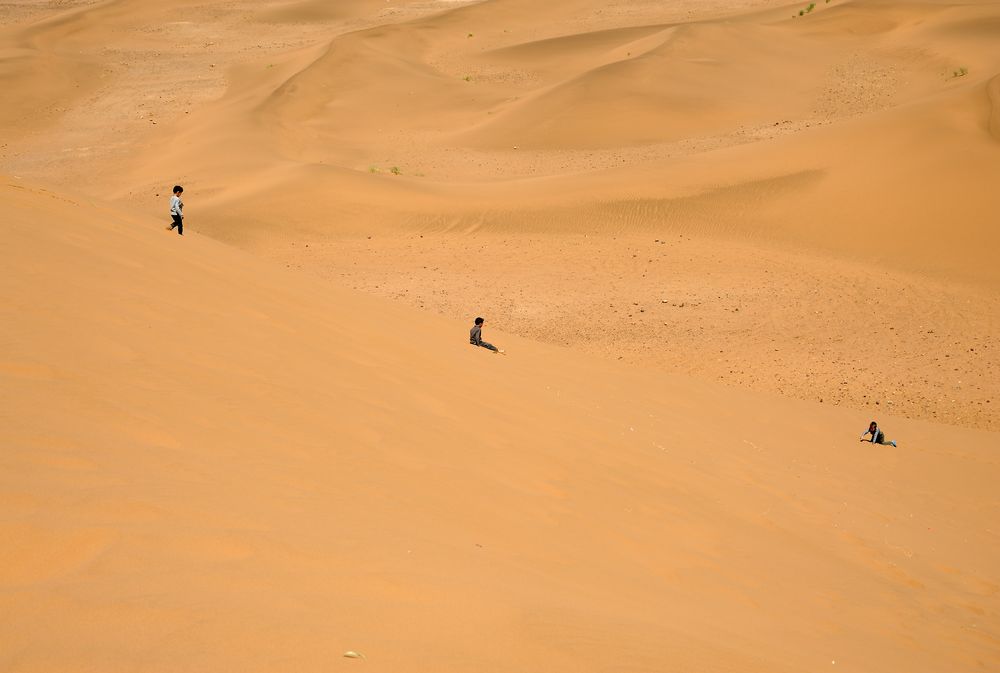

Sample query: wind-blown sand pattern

[1,1,999,672]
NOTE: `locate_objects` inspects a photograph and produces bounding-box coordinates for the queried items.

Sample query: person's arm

[860,429,871,441]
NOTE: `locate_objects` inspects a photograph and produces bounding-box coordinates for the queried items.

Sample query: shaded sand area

[3,178,1000,673]
[2,0,999,428]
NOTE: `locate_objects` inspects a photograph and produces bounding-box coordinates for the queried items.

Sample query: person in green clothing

[860,421,897,447]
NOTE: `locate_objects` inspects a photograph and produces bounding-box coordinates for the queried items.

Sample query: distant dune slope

[988,72,1000,139]
[4,1,997,253]
[2,0,997,278]
[82,0,996,284]
[2,180,999,672]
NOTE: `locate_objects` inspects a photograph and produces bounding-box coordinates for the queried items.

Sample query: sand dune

[988,73,1000,139]
[3,179,999,672]
[2,1,997,422]
[83,0,996,284]
[1,1,999,667]
[459,21,844,149]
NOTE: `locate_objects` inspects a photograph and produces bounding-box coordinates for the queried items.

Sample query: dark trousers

[170,214,183,235]
[478,341,498,352]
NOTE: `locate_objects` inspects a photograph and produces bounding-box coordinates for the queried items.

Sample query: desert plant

[390,166,402,176]
[952,67,969,78]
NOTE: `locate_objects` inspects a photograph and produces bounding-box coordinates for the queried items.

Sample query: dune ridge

[3,178,999,672]
[988,73,1000,140]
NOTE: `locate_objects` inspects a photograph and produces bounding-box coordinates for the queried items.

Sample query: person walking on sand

[860,420,897,447]
[470,316,504,354]
[167,185,184,235]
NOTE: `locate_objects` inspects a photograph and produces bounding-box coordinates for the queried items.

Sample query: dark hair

[474,317,484,325]
[173,185,183,194]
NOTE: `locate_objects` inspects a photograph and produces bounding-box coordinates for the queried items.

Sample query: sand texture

[1,0,999,671]
[3,0,999,428]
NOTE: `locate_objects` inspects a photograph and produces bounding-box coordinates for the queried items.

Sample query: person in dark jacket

[470,316,504,354]
[860,421,896,447]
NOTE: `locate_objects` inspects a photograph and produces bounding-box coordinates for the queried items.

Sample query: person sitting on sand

[167,185,184,235]
[860,421,896,447]
[470,316,504,354]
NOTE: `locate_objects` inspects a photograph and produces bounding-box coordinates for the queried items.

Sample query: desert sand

[2,0,999,671]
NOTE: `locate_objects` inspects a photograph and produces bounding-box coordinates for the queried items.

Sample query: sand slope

[7,0,999,276]
[184,0,1000,281]
[2,0,1000,665]
[2,0,999,429]
[2,181,999,672]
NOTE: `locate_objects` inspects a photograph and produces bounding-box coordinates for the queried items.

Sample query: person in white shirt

[167,185,184,235]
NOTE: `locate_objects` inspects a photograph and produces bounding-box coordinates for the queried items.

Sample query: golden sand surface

[1,1,999,671]
[3,0,998,427]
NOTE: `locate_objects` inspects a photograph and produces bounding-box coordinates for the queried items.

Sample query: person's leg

[176,216,183,235]
[481,341,498,352]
